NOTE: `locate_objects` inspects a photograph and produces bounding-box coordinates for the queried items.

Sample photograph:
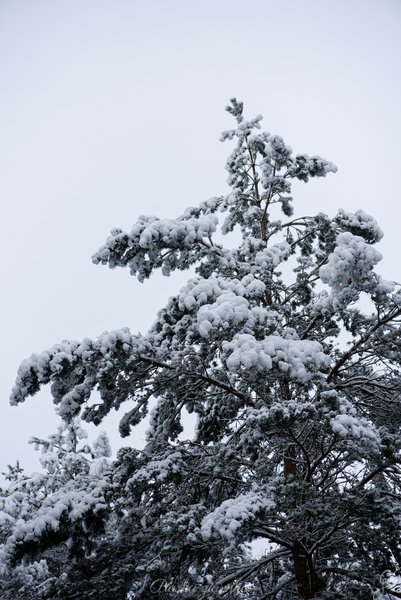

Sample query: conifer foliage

[2,100,401,599]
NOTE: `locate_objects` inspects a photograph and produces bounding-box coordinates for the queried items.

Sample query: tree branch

[137,355,255,407]
[328,307,401,383]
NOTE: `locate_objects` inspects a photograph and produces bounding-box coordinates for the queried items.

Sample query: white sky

[1,0,400,473]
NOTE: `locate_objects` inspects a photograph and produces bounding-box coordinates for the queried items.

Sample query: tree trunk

[280,379,322,598]
[291,541,322,599]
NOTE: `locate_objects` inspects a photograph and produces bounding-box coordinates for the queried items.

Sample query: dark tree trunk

[280,379,323,599]
[291,541,322,599]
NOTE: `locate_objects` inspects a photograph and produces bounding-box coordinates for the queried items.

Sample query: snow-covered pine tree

[2,99,401,599]
[0,419,112,599]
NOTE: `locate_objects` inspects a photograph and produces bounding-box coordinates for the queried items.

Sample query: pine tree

[0,419,111,599]
[2,99,401,599]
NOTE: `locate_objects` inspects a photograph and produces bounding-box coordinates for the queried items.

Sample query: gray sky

[1,0,400,473]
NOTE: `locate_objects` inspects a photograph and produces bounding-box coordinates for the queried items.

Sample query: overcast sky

[1,0,400,473]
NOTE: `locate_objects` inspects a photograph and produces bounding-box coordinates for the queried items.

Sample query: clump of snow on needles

[222,334,330,382]
[201,491,275,545]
